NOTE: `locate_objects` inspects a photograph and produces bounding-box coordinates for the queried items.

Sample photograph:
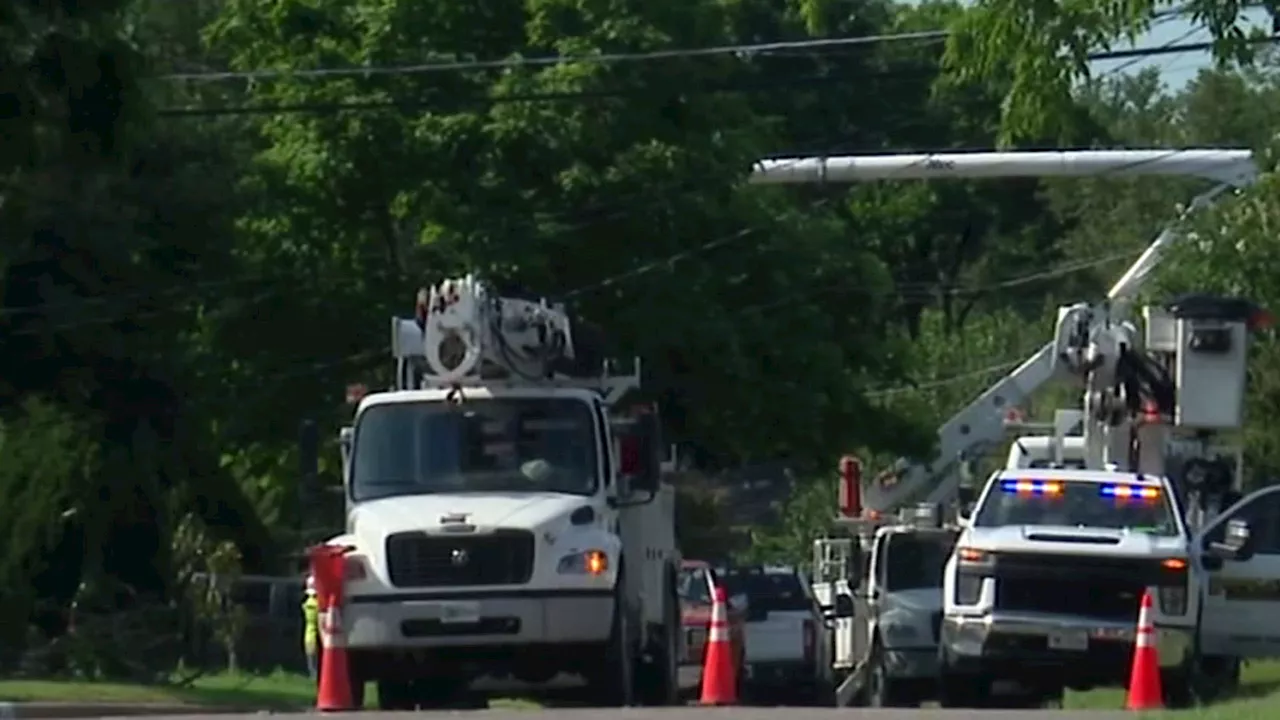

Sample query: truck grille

[992,553,1151,622]
[385,531,535,587]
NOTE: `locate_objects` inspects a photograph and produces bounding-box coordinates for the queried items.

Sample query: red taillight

[802,619,815,661]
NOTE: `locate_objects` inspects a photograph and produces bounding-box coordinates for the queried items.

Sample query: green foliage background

[3,0,1279,672]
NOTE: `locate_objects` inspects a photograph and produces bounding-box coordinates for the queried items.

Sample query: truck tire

[867,645,913,707]
[584,575,636,706]
[377,680,416,710]
[638,568,680,706]
[938,671,990,708]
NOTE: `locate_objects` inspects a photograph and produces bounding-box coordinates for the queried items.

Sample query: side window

[1203,489,1280,554]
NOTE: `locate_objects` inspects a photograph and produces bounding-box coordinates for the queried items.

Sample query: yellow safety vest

[302,595,319,653]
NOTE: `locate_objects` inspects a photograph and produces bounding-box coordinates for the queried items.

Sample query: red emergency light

[838,455,862,518]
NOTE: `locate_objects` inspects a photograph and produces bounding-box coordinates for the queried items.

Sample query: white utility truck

[812,504,959,707]
[940,294,1269,708]
[308,276,682,709]
[769,148,1280,707]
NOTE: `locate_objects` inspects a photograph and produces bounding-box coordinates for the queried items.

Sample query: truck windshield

[884,532,956,591]
[351,398,600,501]
[972,478,1179,536]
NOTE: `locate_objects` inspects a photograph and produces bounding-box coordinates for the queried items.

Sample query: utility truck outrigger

[313,276,681,709]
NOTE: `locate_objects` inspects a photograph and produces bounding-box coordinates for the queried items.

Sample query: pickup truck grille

[992,553,1153,622]
[385,531,535,587]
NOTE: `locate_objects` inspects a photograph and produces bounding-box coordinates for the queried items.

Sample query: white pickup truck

[939,467,1278,709]
[722,566,835,705]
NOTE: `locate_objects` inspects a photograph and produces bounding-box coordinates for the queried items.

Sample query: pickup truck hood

[350,492,584,536]
[961,525,1186,556]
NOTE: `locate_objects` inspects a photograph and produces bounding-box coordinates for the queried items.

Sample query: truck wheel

[584,577,636,706]
[938,672,989,708]
[377,680,416,710]
[867,646,912,707]
[1160,668,1195,709]
[638,570,680,706]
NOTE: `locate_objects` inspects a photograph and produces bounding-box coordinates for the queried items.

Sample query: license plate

[437,601,480,624]
[1047,629,1088,651]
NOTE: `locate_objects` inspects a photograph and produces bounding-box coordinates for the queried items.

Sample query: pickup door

[725,571,815,665]
[1195,484,1280,658]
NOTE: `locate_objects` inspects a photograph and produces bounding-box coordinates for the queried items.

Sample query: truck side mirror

[832,593,855,618]
[1207,518,1254,562]
[299,419,319,499]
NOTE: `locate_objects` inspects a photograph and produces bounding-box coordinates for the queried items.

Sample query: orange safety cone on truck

[1125,590,1163,711]
[699,585,739,706]
[310,544,355,711]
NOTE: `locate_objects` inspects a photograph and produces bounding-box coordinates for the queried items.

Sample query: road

[126,709,1132,720]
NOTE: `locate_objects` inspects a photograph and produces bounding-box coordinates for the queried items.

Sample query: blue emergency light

[1000,480,1062,495]
[1099,484,1159,500]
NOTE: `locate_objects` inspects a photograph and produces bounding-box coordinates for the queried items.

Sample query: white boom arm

[751,149,1256,187]
[389,275,641,405]
[750,149,1259,513]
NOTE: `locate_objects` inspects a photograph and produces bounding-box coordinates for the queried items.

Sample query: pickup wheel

[867,645,914,707]
[938,672,990,708]
[377,680,416,710]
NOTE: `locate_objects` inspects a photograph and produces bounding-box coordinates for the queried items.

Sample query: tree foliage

[5,0,1280,663]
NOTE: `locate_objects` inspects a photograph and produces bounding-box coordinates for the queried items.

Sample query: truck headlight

[557,549,608,575]
[882,623,918,643]
[954,575,982,605]
[1158,586,1187,615]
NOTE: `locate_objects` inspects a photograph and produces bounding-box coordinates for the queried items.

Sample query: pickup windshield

[972,478,1179,536]
[722,571,811,613]
[884,531,956,591]
[351,398,599,501]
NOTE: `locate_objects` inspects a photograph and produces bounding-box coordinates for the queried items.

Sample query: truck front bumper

[344,589,614,648]
[942,612,1192,677]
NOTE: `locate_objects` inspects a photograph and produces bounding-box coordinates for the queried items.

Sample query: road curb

[0,703,283,719]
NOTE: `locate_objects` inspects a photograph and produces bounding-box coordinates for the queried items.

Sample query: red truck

[678,560,747,693]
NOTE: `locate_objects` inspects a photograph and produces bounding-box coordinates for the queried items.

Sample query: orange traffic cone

[1124,589,1163,711]
[311,545,355,711]
[699,585,739,706]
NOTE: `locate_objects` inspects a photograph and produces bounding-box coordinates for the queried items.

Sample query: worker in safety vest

[302,576,319,680]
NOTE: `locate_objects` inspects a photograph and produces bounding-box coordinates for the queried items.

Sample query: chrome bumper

[943,611,1191,669]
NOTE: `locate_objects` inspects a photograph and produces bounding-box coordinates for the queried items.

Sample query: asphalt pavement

[79,709,1134,720]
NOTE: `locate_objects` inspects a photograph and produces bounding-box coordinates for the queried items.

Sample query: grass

[1065,659,1280,717]
[0,671,543,710]
[0,670,314,708]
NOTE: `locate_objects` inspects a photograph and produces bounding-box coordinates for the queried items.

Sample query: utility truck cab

[940,468,1196,707]
[314,276,682,709]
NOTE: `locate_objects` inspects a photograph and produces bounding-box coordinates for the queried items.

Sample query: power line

[154,37,1280,119]
[158,31,949,83]
[155,2,1271,85]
